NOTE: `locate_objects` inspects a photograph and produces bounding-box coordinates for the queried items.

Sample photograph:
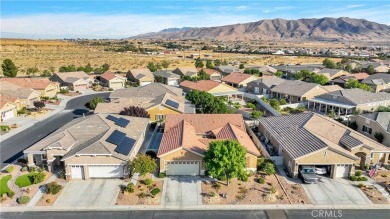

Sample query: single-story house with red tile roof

[158,114,261,175]
[0,78,59,98]
[99,71,127,89]
[221,72,258,88]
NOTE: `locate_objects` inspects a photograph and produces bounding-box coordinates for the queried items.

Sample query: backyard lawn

[15,173,34,188]
[0,175,12,195]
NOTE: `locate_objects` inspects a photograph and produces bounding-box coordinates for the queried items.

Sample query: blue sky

[1,0,390,39]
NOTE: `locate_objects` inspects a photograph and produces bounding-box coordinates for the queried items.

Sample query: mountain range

[132,17,390,42]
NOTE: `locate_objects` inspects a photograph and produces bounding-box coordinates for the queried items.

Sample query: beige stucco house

[0,98,18,121]
[158,114,261,176]
[352,112,390,148]
[259,113,390,179]
[127,69,155,86]
[0,78,59,98]
[24,114,149,180]
[50,71,93,92]
[99,71,127,89]
[221,72,259,88]
[361,73,390,93]
[0,81,40,108]
[270,80,329,103]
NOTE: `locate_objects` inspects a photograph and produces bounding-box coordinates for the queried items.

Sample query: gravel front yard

[116,176,164,205]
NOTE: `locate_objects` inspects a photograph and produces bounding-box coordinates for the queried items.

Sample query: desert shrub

[158,172,166,178]
[46,199,51,203]
[357,183,365,188]
[357,176,368,181]
[29,166,37,172]
[30,172,46,184]
[5,166,14,173]
[350,176,357,181]
[108,88,114,91]
[138,192,147,198]
[124,183,135,193]
[45,182,62,195]
[238,172,249,182]
[262,162,276,176]
[355,171,362,177]
[208,191,216,197]
[270,186,277,194]
[58,170,66,179]
[150,188,161,196]
[21,166,28,172]
[212,183,221,191]
[17,196,30,204]
[59,88,69,94]
[279,99,287,105]
[257,178,266,184]
[7,191,15,198]
[381,174,387,178]
[257,158,265,170]
[41,96,49,101]
[143,178,153,186]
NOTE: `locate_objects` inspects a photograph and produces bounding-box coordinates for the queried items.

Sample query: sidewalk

[0,95,72,142]
[27,170,61,207]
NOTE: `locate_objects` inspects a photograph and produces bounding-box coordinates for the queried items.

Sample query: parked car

[299,166,319,183]
[315,166,328,175]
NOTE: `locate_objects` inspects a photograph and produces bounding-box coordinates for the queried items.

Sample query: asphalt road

[0,93,109,169]
[1,210,389,219]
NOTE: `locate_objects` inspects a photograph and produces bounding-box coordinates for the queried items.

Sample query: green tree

[309,74,329,85]
[2,59,18,77]
[345,64,352,72]
[59,65,76,72]
[239,63,245,69]
[261,162,275,176]
[195,57,204,68]
[214,59,222,66]
[251,110,263,119]
[84,63,93,74]
[366,65,375,74]
[269,99,280,111]
[40,70,52,77]
[206,60,214,69]
[374,132,384,143]
[293,70,311,80]
[203,140,247,186]
[197,69,210,80]
[147,62,158,72]
[161,60,170,71]
[341,57,350,64]
[26,66,39,76]
[128,154,157,176]
[274,71,283,77]
[222,60,228,65]
[88,97,104,110]
[323,58,336,69]
[345,79,371,91]
[154,75,163,83]
[186,91,230,114]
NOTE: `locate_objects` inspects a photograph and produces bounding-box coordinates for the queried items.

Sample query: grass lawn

[15,173,34,188]
[0,175,12,195]
[0,125,10,132]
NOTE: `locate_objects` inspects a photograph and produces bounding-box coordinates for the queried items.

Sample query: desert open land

[0,39,339,75]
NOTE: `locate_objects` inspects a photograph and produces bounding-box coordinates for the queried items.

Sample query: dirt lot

[116,175,164,205]
[360,185,389,204]
[201,173,310,205]
[1,39,336,75]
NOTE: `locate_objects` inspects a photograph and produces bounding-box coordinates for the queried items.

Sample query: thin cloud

[346,4,364,8]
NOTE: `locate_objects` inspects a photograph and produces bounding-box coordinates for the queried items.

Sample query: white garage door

[110,82,123,89]
[168,80,179,86]
[166,161,199,176]
[71,166,84,179]
[335,164,350,178]
[2,109,14,121]
[141,81,152,86]
[88,165,124,178]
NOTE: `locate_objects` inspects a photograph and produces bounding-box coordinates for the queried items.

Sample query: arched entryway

[355,152,367,170]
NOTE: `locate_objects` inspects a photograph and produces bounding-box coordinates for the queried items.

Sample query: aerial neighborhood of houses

[1,55,390,208]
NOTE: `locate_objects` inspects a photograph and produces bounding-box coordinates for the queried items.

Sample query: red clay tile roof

[221,72,255,84]
[100,71,116,81]
[197,68,220,75]
[180,80,221,92]
[0,78,56,90]
[352,73,369,80]
[158,114,260,157]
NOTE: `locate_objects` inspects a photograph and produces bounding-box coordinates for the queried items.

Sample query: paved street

[54,179,121,206]
[162,176,202,206]
[302,176,372,205]
[2,210,390,219]
[0,93,109,169]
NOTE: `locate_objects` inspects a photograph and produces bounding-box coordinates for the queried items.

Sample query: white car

[315,166,327,175]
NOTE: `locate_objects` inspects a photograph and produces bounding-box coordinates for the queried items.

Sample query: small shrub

[208,191,216,197]
[381,174,387,178]
[21,166,28,172]
[45,182,62,195]
[257,158,265,171]
[357,183,365,188]
[238,172,249,182]
[257,178,266,184]
[158,172,166,178]
[108,88,114,91]
[143,178,153,186]
[355,171,362,177]
[262,162,276,176]
[29,166,37,172]
[17,196,30,204]
[46,199,51,203]
[212,183,221,191]
[5,166,14,173]
[350,176,357,181]
[7,191,15,198]
[138,192,146,198]
[124,183,135,193]
[150,188,161,196]
[357,176,368,181]
[58,170,66,179]
[30,172,46,184]
[270,186,277,194]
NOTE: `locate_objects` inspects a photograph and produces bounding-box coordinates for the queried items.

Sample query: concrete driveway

[54,179,121,206]
[302,176,372,205]
[162,176,202,206]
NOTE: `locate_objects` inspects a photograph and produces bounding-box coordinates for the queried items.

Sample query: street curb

[1,204,390,212]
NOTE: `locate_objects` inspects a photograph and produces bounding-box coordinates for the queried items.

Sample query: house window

[362,125,372,134]
[41,154,47,160]
[155,114,165,121]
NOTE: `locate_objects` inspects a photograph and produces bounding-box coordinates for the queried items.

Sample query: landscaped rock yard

[36,179,67,206]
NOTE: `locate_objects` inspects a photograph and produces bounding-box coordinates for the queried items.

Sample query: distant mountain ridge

[132,17,390,42]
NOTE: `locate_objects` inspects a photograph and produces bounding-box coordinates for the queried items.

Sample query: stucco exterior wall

[147,105,181,122]
[159,149,205,172]
[353,116,390,148]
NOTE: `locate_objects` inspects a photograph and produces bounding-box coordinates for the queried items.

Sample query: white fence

[243,93,281,116]
[280,102,308,110]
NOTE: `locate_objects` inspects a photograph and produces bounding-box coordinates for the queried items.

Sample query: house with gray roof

[247,77,285,96]
[127,69,154,86]
[361,73,390,93]
[215,65,240,76]
[24,114,149,179]
[352,112,390,148]
[258,113,390,179]
[270,80,329,103]
[309,88,390,115]
[153,70,181,86]
[50,71,94,91]
[173,67,198,78]
[316,68,350,80]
